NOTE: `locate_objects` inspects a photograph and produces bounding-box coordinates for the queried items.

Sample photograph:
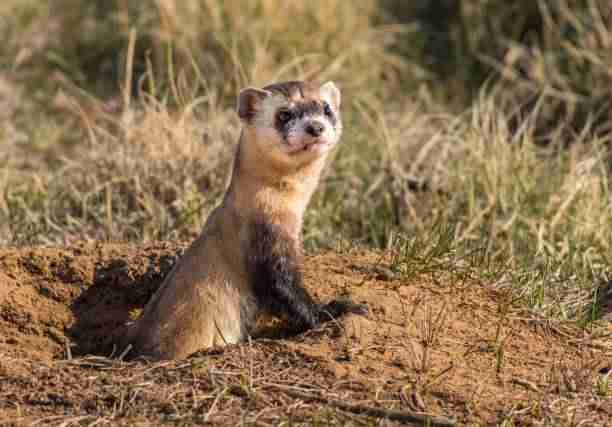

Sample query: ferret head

[237,80,342,168]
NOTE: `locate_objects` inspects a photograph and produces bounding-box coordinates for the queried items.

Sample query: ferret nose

[305,121,325,137]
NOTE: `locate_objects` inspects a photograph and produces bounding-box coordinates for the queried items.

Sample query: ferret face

[238,81,342,167]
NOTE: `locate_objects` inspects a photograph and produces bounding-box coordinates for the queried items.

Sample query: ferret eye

[323,102,333,118]
[277,109,293,124]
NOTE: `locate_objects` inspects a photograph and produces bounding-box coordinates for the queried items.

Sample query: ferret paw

[320,298,369,320]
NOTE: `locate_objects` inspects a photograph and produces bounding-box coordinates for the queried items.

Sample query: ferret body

[126,80,363,360]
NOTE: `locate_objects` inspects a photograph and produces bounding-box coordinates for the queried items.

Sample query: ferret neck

[226,133,327,239]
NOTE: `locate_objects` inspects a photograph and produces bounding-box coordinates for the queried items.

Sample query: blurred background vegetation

[1,0,611,321]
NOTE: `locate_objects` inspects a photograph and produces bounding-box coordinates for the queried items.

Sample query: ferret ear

[237,87,271,122]
[319,81,341,110]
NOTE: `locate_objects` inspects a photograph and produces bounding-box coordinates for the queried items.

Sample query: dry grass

[1,1,611,323]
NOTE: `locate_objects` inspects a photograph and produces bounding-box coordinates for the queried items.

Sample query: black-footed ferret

[126,80,366,360]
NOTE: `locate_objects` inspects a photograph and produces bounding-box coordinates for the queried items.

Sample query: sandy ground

[1,243,611,425]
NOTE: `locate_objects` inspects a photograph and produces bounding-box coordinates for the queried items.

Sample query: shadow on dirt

[67,254,178,357]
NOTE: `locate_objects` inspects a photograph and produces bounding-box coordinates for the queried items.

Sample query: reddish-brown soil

[1,243,611,426]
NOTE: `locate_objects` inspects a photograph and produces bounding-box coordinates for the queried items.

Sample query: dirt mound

[0,243,185,360]
[1,244,611,425]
